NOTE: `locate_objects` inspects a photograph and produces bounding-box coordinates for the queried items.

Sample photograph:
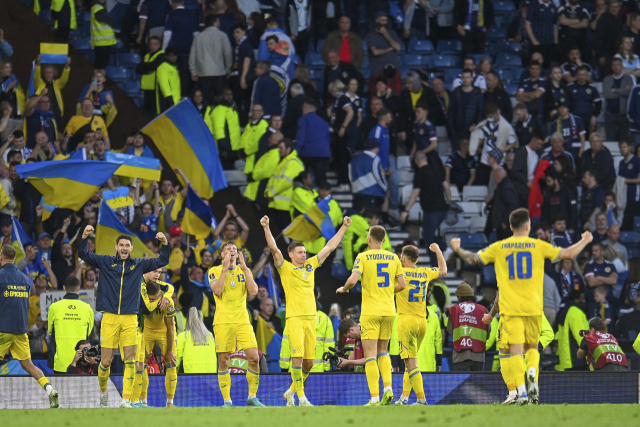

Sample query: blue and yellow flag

[39,196,56,222]
[95,200,156,258]
[283,197,336,242]
[141,99,227,199]
[255,315,283,372]
[15,160,119,210]
[27,61,36,98]
[11,216,32,264]
[40,43,68,64]
[181,185,216,240]
[102,187,134,210]
[105,151,161,181]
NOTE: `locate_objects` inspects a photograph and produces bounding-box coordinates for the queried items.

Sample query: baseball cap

[170,225,182,236]
[38,232,51,241]
[0,214,11,226]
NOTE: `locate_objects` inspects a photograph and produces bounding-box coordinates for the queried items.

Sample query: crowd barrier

[1,372,639,409]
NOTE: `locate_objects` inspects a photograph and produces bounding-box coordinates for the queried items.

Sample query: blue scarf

[1,75,18,92]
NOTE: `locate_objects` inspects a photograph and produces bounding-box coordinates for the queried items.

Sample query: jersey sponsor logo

[68,305,76,310]
[111,264,117,267]
[4,290,29,297]
[130,265,135,270]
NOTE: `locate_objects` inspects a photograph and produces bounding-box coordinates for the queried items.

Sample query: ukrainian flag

[141,99,227,199]
[283,197,336,242]
[11,216,32,264]
[39,196,56,222]
[105,151,161,181]
[255,315,283,372]
[95,200,156,258]
[40,43,68,64]
[103,187,134,210]
[15,161,119,210]
[181,185,216,240]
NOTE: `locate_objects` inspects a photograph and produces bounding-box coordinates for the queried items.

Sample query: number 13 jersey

[208,265,252,325]
[477,236,561,317]
[353,250,404,317]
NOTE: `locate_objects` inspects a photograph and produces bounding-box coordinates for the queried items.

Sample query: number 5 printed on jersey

[377,263,389,287]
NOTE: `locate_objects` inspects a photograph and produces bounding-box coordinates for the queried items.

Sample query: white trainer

[100,391,108,408]
[283,389,295,407]
[298,398,314,407]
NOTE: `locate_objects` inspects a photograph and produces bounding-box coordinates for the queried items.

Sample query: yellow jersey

[143,294,176,332]
[208,265,252,325]
[397,266,440,318]
[353,249,404,317]
[477,236,562,317]
[276,256,319,318]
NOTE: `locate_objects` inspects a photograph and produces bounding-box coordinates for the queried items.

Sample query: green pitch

[4,405,640,427]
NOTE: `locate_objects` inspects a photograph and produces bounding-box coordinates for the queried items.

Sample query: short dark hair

[232,23,246,32]
[369,225,386,243]
[591,242,605,252]
[64,276,80,292]
[585,168,599,182]
[303,98,319,111]
[461,69,473,76]
[551,214,566,224]
[75,339,90,350]
[402,245,420,263]
[464,56,476,65]
[256,60,271,71]
[509,208,530,230]
[265,16,279,27]
[533,222,549,234]
[146,280,161,296]
[485,103,499,116]
[366,210,382,220]
[576,65,590,73]
[415,102,429,112]
[1,245,16,261]
[12,130,24,139]
[531,130,546,142]
[149,36,161,44]
[376,108,391,121]
[568,289,583,302]
[338,318,357,337]
[589,317,606,332]
[266,35,279,44]
[116,235,133,245]
[288,241,305,253]
[205,14,219,27]
[458,295,478,303]
[280,138,295,150]
[529,60,541,68]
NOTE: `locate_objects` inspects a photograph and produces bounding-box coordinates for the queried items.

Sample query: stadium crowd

[1,0,640,381]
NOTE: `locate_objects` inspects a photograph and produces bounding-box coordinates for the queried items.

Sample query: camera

[322,347,348,369]
[579,330,589,338]
[82,345,101,359]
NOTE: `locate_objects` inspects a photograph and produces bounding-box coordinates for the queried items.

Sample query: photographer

[576,318,629,372]
[335,318,365,372]
[67,340,99,374]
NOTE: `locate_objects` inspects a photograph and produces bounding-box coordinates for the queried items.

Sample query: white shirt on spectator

[525,145,539,181]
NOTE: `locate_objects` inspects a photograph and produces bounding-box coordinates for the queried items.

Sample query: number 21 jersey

[353,250,404,317]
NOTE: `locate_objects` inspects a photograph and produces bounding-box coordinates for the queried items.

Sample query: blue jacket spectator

[251,61,282,118]
[258,21,296,61]
[349,141,387,199]
[295,104,331,159]
[214,0,240,43]
[0,32,13,60]
[618,139,640,231]
[163,0,201,55]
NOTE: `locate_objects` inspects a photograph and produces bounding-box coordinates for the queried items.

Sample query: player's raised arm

[211,254,230,297]
[140,232,171,272]
[317,216,352,265]
[238,252,258,296]
[337,271,360,293]
[78,225,102,267]
[260,216,284,267]
[430,243,448,277]
[450,237,482,264]
[393,274,406,293]
[558,231,593,260]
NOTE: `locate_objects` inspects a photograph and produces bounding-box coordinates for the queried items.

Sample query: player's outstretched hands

[156,232,168,246]
[238,252,248,270]
[336,286,348,294]
[343,216,352,227]
[449,238,461,252]
[582,231,593,243]
[82,225,95,239]
[429,243,441,253]
[260,216,269,228]
[482,313,493,325]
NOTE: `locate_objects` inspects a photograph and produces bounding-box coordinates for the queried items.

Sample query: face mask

[487,117,495,123]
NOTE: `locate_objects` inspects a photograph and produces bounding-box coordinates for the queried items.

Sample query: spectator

[214,0,240,43]
[136,0,172,48]
[398,73,444,152]
[478,56,494,81]
[577,318,629,371]
[212,205,250,260]
[0,59,25,132]
[0,29,12,60]
[290,65,320,105]
[364,13,402,78]
[283,0,312,62]
[229,25,255,126]
[452,57,487,91]
[90,0,116,69]
[589,212,610,244]
[524,0,558,67]
[472,103,517,186]
[257,16,296,62]
[283,84,306,138]
[615,36,640,79]
[556,290,589,371]
[542,171,579,231]
[548,102,585,162]
[568,66,601,135]
[556,258,585,304]
[614,261,640,336]
[33,55,70,127]
[491,166,520,240]
[246,12,265,49]
[30,132,58,161]
[512,130,544,208]
[372,77,400,116]
[121,132,155,159]
[369,108,399,217]
[409,102,439,165]
[265,138,304,231]
[587,192,624,233]
[204,88,241,169]
[624,12,640,55]
[484,71,513,123]
[77,69,117,128]
[323,50,366,106]
[581,133,615,191]
[177,307,218,373]
[64,99,110,153]
[47,276,94,373]
[603,58,633,142]
[584,242,618,319]
[154,47,181,115]
[236,0,260,18]
[244,131,283,207]
[241,103,269,175]
[322,16,365,69]
[603,224,629,265]
[516,60,546,119]
[453,0,494,58]
[448,69,484,148]
[594,0,623,76]
[618,139,640,231]
[189,15,233,104]
[256,115,283,159]
[136,37,166,117]
[251,61,282,119]
[401,151,450,265]
[1,131,31,162]
[252,297,283,335]
[349,139,387,215]
[164,0,201,98]
[541,132,576,170]
[369,63,404,98]
[549,215,575,247]
[561,47,593,84]
[445,138,476,192]
[137,197,161,243]
[629,85,640,148]
[51,218,75,283]
[557,0,590,61]
[579,168,605,228]
[518,52,549,85]
[296,99,331,185]
[359,96,384,146]
[545,65,569,122]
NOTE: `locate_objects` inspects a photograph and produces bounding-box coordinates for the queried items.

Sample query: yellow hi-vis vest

[242,119,269,174]
[90,4,116,47]
[47,295,94,372]
[52,0,77,30]
[280,310,335,372]
[244,147,280,201]
[140,49,164,91]
[265,150,304,211]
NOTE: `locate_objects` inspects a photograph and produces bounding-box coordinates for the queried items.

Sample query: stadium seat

[361,68,370,79]
[634,216,640,232]
[105,66,132,82]
[496,40,523,53]
[439,217,469,242]
[603,141,620,156]
[309,68,323,80]
[69,38,92,51]
[484,41,497,54]
[437,40,462,55]
[316,39,325,53]
[429,55,462,69]
[487,27,508,39]
[469,53,488,64]
[457,201,482,218]
[493,14,505,29]
[494,1,516,12]
[629,248,640,259]
[119,81,142,96]
[224,170,247,186]
[39,10,52,22]
[468,216,487,233]
[408,39,435,55]
[482,264,497,286]
[305,53,324,67]
[496,54,522,67]
[112,39,126,53]
[619,231,640,248]
[293,54,302,64]
[450,186,461,201]
[463,186,488,202]
[497,68,512,84]
[458,232,488,251]
[444,68,460,83]
[397,155,412,171]
[511,67,526,83]
[505,84,519,96]
[402,54,425,67]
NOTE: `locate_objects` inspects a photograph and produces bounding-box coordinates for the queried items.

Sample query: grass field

[4,405,640,427]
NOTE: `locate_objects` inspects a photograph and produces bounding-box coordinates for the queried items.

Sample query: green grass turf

[4,405,640,427]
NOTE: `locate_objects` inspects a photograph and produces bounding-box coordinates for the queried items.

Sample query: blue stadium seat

[408,39,435,55]
[402,54,425,67]
[469,53,489,64]
[458,232,488,250]
[112,39,126,53]
[80,10,91,23]
[108,55,119,66]
[482,265,496,286]
[361,55,369,70]
[429,55,462,69]
[118,53,141,67]
[437,40,462,55]
[309,68,323,80]
[293,54,302,64]
[444,68,460,82]
[494,1,516,12]
[305,53,325,67]
[496,40,523,53]
[39,10,52,22]
[634,216,640,232]
[486,27,508,39]
[119,81,142,96]
[105,66,132,82]
[511,67,526,83]
[483,41,497,54]
[361,39,368,52]
[399,68,410,79]
[496,55,522,67]
[505,84,519,96]
[619,231,640,248]
[69,38,92,51]
[361,68,370,79]
[493,14,505,28]
[629,248,640,259]
[315,39,325,53]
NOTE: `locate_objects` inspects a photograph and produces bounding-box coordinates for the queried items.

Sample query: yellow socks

[131,368,144,402]
[402,370,411,398]
[246,368,260,397]
[37,376,52,395]
[377,352,392,389]
[525,348,540,382]
[218,370,231,401]
[141,366,149,401]
[407,367,425,400]
[122,359,136,400]
[499,351,516,392]
[166,366,178,399]
[98,362,111,392]
[364,358,380,400]
[302,368,310,384]
[510,354,526,396]
[291,366,305,398]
